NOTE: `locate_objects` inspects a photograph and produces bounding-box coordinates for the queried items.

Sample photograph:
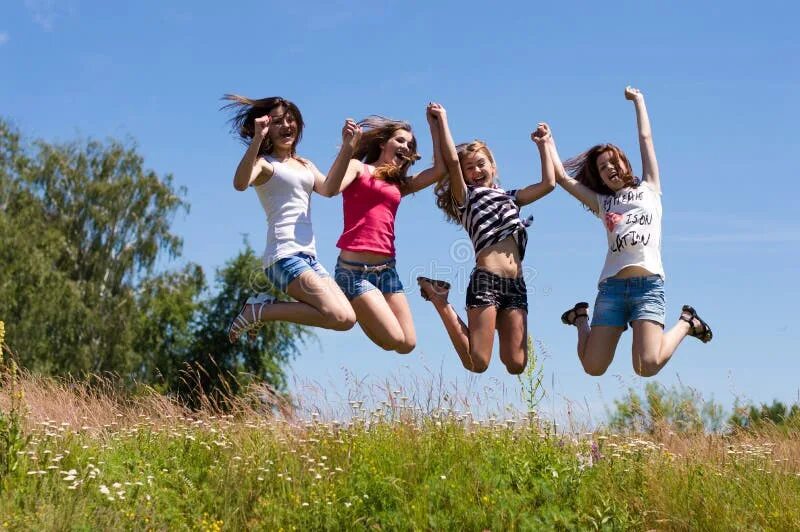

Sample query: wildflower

[440,475,447,480]
[99,485,110,495]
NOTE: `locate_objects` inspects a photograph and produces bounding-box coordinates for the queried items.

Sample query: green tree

[178,246,309,408]
[607,382,726,434]
[729,400,800,431]
[0,119,187,375]
[0,119,309,404]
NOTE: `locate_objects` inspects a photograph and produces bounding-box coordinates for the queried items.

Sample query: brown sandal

[416,277,451,301]
[679,305,713,343]
[560,302,589,326]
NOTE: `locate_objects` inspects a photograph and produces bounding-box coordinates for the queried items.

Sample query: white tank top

[254,155,317,267]
[595,180,664,284]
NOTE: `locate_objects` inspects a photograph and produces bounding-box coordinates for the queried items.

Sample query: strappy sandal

[227,293,277,343]
[416,276,451,302]
[679,305,713,343]
[560,302,589,326]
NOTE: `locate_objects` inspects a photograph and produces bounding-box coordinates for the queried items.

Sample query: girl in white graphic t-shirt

[553,86,712,377]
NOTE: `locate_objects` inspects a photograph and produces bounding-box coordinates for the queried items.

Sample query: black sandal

[680,305,713,343]
[416,277,451,302]
[560,302,589,326]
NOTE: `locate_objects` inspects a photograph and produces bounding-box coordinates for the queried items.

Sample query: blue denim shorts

[265,252,329,293]
[334,258,404,300]
[591,275,665,329]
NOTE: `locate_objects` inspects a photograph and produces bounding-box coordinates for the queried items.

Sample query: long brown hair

[221,94,305,158]
[563,143,637,195]
[354,116,420,190]
[434,140,497,224]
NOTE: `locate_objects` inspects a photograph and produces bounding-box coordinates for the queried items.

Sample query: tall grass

[2,364,799,530]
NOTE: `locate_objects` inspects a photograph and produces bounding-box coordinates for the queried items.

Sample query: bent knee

[395,341,416,355]
[505,361,527,375]
[466,352,490,373]
[633,356,661,377]
[323,306,356,331]
[581,359,610,376]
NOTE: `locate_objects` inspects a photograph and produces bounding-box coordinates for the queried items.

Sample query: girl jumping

[555,86,712,377]
[330,104,446,354]
[222,95,358,342]
[418,104,556,374]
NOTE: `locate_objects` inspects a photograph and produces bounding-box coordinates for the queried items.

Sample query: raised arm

[233,115,274,191]
[312,119,363,197]
[625,86,660,192]
[515,123,556,206]
[403,102,448,195]
[432,103,467,205]
[550,134,600,213]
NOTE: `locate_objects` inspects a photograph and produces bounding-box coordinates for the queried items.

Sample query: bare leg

[349,290,411,353]
[418,279,496,373]
[630,315,696,377]
[496,308,528,375]
[384,292,416,354]
[576,316,624,376]
[230,272,355,341]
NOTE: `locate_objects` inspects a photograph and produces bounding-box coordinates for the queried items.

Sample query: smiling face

[377,128,415,167]
[460,147,497,187]
[595,149,628,192]
[266,104,299,154]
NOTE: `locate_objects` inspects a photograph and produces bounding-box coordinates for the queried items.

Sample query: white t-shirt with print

[595,180,664,284]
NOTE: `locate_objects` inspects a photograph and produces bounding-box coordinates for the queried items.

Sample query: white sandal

[227,293,277,343]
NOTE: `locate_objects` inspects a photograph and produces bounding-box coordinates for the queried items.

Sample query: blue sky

[2,0,799,422]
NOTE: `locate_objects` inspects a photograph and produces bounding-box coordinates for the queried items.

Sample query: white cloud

[24,0,73,31]
[0,32,8,46]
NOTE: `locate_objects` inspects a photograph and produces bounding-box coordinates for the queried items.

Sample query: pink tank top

[336,165,401,256]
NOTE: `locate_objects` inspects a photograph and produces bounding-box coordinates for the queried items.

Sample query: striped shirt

[456,185,531,260]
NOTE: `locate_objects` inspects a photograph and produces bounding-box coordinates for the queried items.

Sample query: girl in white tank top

[222,95,360,342]
[552,86,713,378]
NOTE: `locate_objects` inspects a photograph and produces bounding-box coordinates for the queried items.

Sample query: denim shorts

[264,252,329,293]
[334,258,404,300]
[466,268,528,312]
[591,275,665,329]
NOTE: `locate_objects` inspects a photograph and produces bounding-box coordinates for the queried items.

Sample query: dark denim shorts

[466,268,528,312]
[334,258,404,301]
[591,274,665,329]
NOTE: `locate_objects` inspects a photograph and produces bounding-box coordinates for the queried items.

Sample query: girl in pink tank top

[330,104,447,354]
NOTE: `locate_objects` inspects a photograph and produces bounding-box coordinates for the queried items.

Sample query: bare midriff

[475,236,522,278]
[611,265,656,279]
[338,249,395,265]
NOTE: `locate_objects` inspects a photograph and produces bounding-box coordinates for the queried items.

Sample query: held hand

[624,86,644,102]
[426,102,446,124]
[253,115,271,139]
[530,122,552,145]
[342,118,362,151]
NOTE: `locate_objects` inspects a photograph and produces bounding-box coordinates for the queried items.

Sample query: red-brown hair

[564,143,638,195]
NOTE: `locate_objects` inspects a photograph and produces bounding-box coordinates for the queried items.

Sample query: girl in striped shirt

[417,104,555,374]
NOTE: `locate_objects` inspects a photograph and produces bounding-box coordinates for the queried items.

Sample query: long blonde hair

[354,116,420,191]
[434,140,497,224]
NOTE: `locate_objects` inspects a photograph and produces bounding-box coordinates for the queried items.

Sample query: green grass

[2,398,800,530]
